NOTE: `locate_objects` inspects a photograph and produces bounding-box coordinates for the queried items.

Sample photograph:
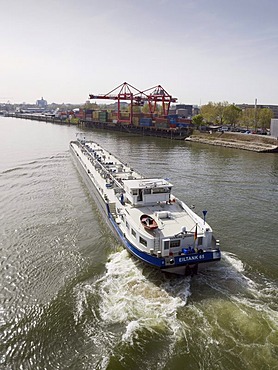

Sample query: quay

[6,112,77,125]
[5,112,193,140]
[78,118,192,140]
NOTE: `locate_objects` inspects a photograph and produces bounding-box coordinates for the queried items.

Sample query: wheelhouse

[122,178,173,206]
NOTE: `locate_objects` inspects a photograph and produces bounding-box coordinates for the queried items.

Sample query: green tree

[223,104,241,126]
[240,108,255,129]
[215,101,229,124]
[259,108,273,129]
[200,102,216,123]
[201,101,229,124]
[192,114,204,126]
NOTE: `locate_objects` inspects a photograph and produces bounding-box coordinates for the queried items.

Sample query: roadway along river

[0,116,277,370]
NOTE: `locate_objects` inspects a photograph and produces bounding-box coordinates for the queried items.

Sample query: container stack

[140,117,152,127]
[98,111,108,122]
[81,107,193,131]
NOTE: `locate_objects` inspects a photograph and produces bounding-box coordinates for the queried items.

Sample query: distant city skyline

[1,0,278,105]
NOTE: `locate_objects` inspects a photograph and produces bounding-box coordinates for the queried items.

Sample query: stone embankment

[185,132,278,153]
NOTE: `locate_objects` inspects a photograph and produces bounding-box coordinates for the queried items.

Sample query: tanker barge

[70,135,221,275]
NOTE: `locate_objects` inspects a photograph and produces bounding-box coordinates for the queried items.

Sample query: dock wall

[6,113,193,140]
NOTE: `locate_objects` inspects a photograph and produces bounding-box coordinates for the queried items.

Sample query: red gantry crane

[89,82,177,124]
[141,84,177,117]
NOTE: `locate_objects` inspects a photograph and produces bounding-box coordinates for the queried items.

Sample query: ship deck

[70,141,142,204]
[71,140,202,237]
[124,201,197,238]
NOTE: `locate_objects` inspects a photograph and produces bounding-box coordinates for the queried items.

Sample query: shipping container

[120,112,129,117]
[85,115,92,121]
[133,106,141,114]
[168,118,177,124]
[132,117,140,126]
[177,118,192,123]
[85,109,94,114]
[92,111,99,120]
[99,111,108,122]
[154,121,168,128]
[140,117,152,124]
[155,117,168,124]
[140,117,152,127]
[140,122,153,127]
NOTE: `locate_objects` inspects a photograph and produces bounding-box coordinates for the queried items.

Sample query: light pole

[254,98,258,132]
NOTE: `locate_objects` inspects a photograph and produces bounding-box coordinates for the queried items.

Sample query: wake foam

[98,250,191,344]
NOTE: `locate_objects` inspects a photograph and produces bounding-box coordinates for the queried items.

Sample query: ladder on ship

[153,236,161,253]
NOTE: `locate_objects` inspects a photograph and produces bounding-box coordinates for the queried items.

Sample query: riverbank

[185,131,278,152]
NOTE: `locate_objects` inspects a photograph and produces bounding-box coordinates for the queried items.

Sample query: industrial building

[237,104,278,119]
[270,119,278,138]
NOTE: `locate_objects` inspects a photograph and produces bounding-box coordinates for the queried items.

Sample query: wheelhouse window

[163,240,170,250]
[139,237,147,247]
[170,239,181,248]
[126,221,129,229]
[131,229,136,238]
[152,187,171,194]
[197,237,203,246]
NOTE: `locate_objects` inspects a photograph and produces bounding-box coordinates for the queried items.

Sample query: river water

[0,116,277,370]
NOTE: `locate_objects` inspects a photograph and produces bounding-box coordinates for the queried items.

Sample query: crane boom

[89,82,177,123]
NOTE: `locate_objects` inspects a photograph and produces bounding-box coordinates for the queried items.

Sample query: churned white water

[98,250,191,344]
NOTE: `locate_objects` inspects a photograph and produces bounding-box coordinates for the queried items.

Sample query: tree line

[192,102,273,129]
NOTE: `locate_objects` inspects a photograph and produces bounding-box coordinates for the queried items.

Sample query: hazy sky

[1,0,278,105]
